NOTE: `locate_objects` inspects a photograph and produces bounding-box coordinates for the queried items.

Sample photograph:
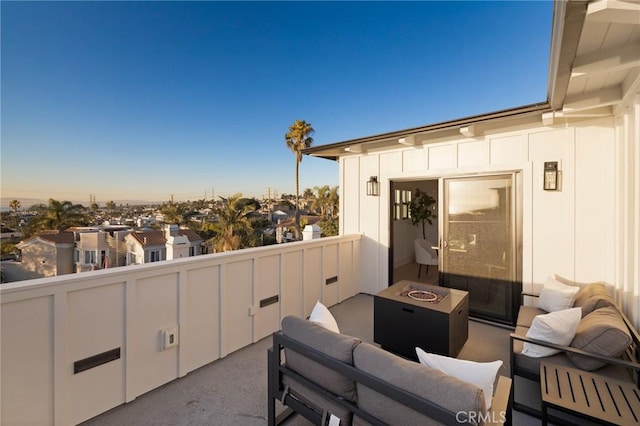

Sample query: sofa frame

[268,330,512,425]
[509,293,640,420]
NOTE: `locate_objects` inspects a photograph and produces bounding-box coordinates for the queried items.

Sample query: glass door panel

[441,174,521,325]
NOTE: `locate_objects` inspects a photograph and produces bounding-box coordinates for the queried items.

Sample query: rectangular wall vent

[74,348,121,374]
[260,295,279,308]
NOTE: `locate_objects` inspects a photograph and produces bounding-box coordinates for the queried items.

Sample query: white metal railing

[1,234,362,425]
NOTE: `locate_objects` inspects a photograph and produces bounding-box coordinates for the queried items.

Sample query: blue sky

[1,1,552,206]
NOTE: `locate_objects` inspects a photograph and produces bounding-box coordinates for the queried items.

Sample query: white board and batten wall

[0,235,361,425]
[340,117,619,301]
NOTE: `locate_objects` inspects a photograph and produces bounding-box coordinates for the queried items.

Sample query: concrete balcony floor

[82,292,541,426]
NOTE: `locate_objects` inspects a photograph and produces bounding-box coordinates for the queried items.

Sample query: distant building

[275,216,321,243]
[15,230,75,280]
[124,225,203,265]
[6,224,203,282]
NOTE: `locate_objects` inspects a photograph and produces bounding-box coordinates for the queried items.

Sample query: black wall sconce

[543,161,559,190]
[366,176,379,196]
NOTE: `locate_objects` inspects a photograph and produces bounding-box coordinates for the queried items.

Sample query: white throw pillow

[309,300,340,333]
[522,307,582,358]
[415,347,502,409]
[537,276,579,312]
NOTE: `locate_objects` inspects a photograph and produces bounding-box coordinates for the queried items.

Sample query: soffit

[552,0,640,119]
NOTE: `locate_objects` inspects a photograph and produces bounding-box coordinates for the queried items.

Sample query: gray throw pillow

[568,306,631,371]
[573,283,616,317]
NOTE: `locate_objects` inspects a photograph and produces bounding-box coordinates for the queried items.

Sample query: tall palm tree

[285,119,314,238]
[9,199,21,229]
[208,194,258,252]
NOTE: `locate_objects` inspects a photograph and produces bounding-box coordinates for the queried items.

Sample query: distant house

[70,227,111,272]
[124,225,202,265]
[275,215,321,243]
[15,230,75,279]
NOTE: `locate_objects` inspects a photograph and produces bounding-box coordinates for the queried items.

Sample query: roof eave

[303,101,551,161]
[546,0,589,111]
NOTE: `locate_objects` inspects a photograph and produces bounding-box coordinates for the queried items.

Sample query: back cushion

[573,283,616,317]
[568,306,632,371]
[281,315,361,401]
[353,342,486,425]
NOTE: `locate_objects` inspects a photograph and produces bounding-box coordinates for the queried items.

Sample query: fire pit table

[374,280,469,359]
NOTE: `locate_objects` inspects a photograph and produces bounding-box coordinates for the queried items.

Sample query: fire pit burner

[398,288,446,304]
[407,290,438,302]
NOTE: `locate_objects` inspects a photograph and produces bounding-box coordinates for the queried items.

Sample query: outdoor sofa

[509,277,640,421]
[268,314,512,425]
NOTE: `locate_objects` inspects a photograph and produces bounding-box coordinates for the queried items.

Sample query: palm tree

[312,185,330,218]
[285,119,314,238]
[9,199,20,214]
[207,194,259,252]
[327,186,339,219]
[25,199,88,236]
[160,201,186,225]
[9,199,21,229]
[105,200,116,219]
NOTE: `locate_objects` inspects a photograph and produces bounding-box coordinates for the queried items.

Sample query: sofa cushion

[309,300,340,333]
[573,283,616,317]
[281,315,361,402]
[353,342,486,425]
[537,277,579,312]
[513,341,632,383]
[516,305,546,328]
[415,347,502,409]
[522,308,582,358]
[568,306,632,371]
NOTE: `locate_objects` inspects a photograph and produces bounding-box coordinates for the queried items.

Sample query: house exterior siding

[340,116,620,299]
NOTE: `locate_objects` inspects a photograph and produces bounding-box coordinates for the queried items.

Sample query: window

[84,250,97,264]
[393,189,412,220]
[189,246,195,256]
[127,252,136,265]
[150,250,161,262]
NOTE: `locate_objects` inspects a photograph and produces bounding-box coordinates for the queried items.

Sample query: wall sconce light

[366,176,379,196]
[543,161,559,190]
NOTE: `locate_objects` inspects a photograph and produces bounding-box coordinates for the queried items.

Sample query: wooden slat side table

[540,362,640,425]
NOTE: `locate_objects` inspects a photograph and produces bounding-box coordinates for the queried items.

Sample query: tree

[302,188,314,208]
[207,194,259,252]
[410,189,437,239]
[9,199,21,229]
[327,186,339,219]
[24,199,88,236]
[9,199,20,213]
[105,200,116,218]
[285,119,314,239]
[312,185,330,218]
[160,201,187,225]
[311,185,339,219]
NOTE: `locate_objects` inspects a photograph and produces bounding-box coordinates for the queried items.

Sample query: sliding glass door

[440,173,521,325]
